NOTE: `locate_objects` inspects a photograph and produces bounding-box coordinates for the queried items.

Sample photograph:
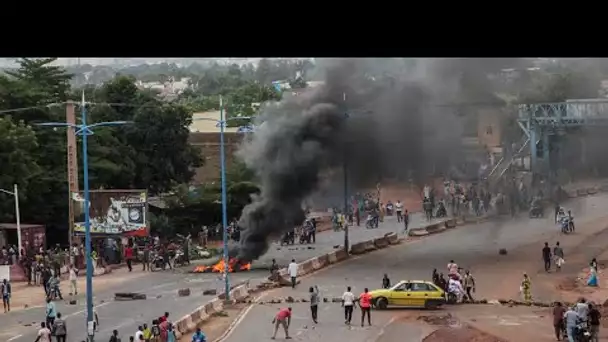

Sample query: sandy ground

[178,303,248,342]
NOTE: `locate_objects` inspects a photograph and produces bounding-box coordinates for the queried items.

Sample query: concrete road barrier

[444,218,457,228]
[350,242,367,255]
[335,248,348,261]
[408,228,429,236]
[385,232,399,244]
[363,240,377,252]
[373,236,389,249]
[425,223,445,235]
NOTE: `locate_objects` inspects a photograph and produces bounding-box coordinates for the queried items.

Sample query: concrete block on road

[587,187,598,195]
[373,236,389,249]
[425,223,445,234]
[385,232,399,244]
[203,289,217,295]
[408,228,429,237]
[577,188,588,197]
[601,184,608,193]
[363,240,377,252]
[114,292,147,301]
[444,219,457,228]
[178,288,191,297]
[350,242,367,255]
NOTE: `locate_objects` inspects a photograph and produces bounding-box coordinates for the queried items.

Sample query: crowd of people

[270,286,375,339]
[553,298,602,342]
[32,309,207,342]
[430,260,477,303]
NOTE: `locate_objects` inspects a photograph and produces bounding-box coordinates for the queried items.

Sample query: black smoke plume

[235,58,523,261]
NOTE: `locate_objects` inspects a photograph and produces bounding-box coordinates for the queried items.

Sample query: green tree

[0,117,40,222]
[0,58,72,226]
[85,75,204,194]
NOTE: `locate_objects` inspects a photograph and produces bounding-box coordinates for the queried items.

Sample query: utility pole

[66,102,79,250]
[343,92,349,252]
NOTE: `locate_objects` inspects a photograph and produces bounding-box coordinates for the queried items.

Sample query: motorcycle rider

[568,210,575,232]
[47,273,63,300]
[447,276,464,303]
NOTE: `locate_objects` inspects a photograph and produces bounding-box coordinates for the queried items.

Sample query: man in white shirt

[134,325,144,341]
[342,286,355,325]
[35,322,52,342]
[68,266,78,296]
[288,259,298,289]
[395,201,404,223]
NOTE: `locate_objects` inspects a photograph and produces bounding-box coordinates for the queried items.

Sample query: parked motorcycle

[150,252,166,272]
[173,249,187,267]
[281,231,295,245]
[435,202,447,218]
[366,214,379,229]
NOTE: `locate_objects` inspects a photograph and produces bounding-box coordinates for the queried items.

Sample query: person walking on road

[1,278,11,312]
[564,305,580,342]
[575,297,589,322]
[109,329,121,342]
[382,274,391,289]
[552,302,566,341]
[34,322,52,342]
[288,259,298,289]
[68,265,78,296]
[45,297,57,328]
[309,285,319,324]
[124,244,134,272]
[359,288,372,327]
[191,327,206,342]
[403,209,410,233]
[553,242,565,272]
[462,270,475,302]
[589,302,601,342]
[53,312,67,342]
[521,273,532,303]
[271,307,292,339]
[542,242,552,272]
[395,200,404,223]
[342,286,355,325]
[142,244,151,271]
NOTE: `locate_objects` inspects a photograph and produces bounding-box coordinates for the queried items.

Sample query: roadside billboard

[73,190,148,237]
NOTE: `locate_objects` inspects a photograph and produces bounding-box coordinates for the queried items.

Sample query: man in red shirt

[359,288,372,327]
[124,244,134,272]
[271,307,292,339]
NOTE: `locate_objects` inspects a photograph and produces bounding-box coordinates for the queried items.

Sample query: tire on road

[375,297,388,310]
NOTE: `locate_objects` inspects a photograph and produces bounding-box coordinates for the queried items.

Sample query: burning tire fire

[192,258,252,273]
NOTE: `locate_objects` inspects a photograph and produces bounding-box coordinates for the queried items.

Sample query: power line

[0,103,63,116]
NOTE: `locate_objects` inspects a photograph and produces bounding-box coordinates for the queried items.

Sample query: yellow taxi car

[370,280,445,310]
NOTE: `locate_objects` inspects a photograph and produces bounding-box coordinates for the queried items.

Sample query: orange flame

[192,258,251,273]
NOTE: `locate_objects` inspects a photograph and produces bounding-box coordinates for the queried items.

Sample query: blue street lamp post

[39,96,130,342]
[192,96,251,301]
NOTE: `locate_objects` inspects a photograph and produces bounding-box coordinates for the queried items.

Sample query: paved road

[1,213,432,342]
[220,193,608,342]
[1,268,265,342]
[256,212,438,268]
